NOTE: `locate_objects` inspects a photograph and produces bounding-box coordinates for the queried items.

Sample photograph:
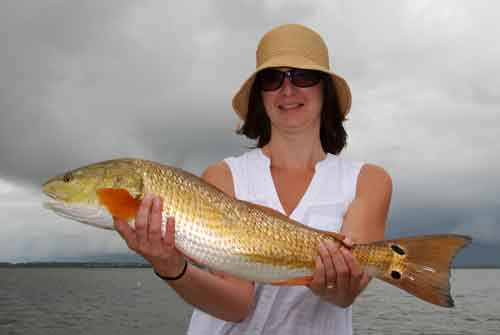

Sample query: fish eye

[63,174,73,183]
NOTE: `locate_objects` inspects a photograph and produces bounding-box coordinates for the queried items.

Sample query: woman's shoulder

[201,160,235,197]
[359,163,391,181]
[357,163,392,197]
[333,155,391,183]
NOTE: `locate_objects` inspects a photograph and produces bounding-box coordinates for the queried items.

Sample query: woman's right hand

[113,194,186,278]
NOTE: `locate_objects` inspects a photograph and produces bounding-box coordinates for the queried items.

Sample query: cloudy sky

[1,1,498,264]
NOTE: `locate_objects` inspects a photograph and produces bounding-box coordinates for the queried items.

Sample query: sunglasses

[256,68,323,91]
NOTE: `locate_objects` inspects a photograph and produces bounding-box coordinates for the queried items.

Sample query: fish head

[43,159,144,229]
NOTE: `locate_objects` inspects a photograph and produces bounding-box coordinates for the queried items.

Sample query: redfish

[43,158,471,307]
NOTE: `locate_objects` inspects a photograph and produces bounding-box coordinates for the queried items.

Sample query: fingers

[148,197,163,244]
[136,194,154,244]
[309,240,340,297]
[331,246,349,292]
[308,255,326,295]
[113,194,184,278]
[163,216,176,251]
[309,237,369,306]
[114,218,137,249]
[340,247,363,288]
[342,236,354,248]
[341,247,371,290]
[320,241,338,287]
[115,194,167,252]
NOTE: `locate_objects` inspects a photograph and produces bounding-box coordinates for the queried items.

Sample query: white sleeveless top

[187,149,363,335]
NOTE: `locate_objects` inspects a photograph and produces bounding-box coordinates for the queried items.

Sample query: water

[0,268,192,335]
[1,268,498,334]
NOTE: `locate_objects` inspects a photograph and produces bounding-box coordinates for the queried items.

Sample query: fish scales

[138,161,318,278]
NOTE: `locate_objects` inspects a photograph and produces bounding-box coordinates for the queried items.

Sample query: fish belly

[174,218,311,283]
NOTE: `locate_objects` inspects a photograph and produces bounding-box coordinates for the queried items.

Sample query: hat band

[257,48,330,70]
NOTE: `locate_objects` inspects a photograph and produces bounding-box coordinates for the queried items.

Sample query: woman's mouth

[278,103,304,111]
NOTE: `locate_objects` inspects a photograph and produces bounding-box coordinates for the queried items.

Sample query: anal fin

[271,276,313,286]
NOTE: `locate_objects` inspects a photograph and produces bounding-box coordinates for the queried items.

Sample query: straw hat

[232,24,352,120]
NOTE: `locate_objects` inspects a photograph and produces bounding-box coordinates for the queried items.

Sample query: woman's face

[261,67,323,133]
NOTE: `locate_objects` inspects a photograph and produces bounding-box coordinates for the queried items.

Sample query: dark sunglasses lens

[291,69,322,87]
[258,70,284,91]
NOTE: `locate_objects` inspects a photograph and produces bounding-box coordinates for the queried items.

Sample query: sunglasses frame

[257,68,323,91]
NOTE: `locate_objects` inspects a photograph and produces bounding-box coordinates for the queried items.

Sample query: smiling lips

[278,103,304,111]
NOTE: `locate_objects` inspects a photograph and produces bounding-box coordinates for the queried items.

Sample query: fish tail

[356,234,471,307]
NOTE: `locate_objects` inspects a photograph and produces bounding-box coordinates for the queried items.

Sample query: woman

[114,24,392,334]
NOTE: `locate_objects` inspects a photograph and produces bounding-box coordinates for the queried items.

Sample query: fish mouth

[43,197,115,230]
[43,191,57,200]
[42,177,60,200]
[42,195,65,213]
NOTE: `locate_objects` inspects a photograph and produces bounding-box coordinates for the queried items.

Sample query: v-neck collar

[256,148,332,219]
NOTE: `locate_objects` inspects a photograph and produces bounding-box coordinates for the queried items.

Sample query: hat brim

[232,54,352,121]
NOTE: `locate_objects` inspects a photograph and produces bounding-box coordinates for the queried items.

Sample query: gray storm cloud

[1,1,498,263]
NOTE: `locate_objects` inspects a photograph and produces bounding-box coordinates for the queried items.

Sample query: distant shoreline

[0,262,498,269]
[0,262,151,268]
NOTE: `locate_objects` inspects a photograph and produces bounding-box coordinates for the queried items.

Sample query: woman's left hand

[308,238,371,308]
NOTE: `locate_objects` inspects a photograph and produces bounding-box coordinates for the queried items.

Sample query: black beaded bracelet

[154,261,188,281]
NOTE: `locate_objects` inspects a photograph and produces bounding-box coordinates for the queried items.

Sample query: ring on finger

[161,219,167,238]
[327,281,337,289]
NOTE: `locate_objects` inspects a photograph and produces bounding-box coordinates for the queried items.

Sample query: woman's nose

[279,76,296,96]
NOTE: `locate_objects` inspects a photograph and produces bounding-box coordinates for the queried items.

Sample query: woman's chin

[275,119,320,134]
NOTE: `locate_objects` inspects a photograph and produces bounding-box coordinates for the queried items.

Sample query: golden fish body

[43,158,471,307]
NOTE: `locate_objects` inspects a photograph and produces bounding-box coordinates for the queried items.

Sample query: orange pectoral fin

[96,188,141,221]
[271,276,313,286]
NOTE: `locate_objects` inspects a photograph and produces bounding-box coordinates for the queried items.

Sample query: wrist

[154,260,188,281]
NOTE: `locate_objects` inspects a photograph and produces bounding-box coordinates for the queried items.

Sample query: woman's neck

[261,130,326,169]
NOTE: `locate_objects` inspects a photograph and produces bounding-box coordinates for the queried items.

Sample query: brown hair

[236,75,347,155]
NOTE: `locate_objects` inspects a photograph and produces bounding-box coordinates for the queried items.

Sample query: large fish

[43,158,471,307]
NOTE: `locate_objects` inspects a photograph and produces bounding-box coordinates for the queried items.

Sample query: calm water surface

[1,268,498,334]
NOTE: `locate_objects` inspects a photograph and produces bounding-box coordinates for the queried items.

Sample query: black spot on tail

[391,244,405,255]
[391,270,402,280]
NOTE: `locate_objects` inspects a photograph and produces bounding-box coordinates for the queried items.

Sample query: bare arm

[308,164,392,307]
[166,161,255,321]
[341,164,392,243]
[114,161,254,322]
